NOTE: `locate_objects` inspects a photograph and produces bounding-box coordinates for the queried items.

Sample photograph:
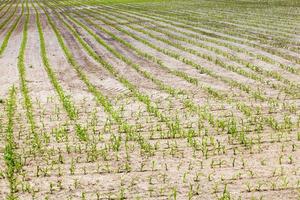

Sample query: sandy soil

[0,0,300,200]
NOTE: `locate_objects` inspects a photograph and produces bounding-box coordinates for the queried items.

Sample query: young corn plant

[4,87,22,199]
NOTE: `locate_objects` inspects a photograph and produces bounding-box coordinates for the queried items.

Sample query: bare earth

[0,0,300,199]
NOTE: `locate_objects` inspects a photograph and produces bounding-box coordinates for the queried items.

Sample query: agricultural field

[0,0,300,199]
